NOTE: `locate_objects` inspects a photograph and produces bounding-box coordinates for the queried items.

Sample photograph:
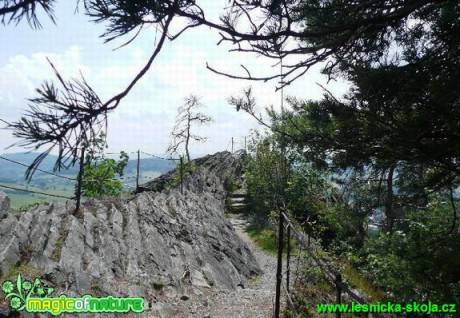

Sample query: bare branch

[0,0,56,28]
[5,0,452,179]
[167,94,213,166]
[7,61,105,180]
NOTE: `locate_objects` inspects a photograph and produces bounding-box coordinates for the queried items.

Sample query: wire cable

[0,156,77,181]
[0,184,73,199]
[140,151,179,161]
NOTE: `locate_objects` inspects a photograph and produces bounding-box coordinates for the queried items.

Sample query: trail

[194,213,279,318]
[167,213,280,318]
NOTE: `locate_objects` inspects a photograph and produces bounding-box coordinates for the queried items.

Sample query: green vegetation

[0,154,170,210]
[340,260,386,303]
[232,1,460,314]
[2,1,459,316]
[8,194,50,211]
[242,32,460,310]
[287,264,336,318]
[363,203,460,304]
[244,120,460,315]
[3,183,72,211]
[51,221,69,262]
[224,176,241,193]
[247,226,277,255]
[166,159,197,189]
[244,127,460,315]
[0,263,42,282]
[79,133,129,198]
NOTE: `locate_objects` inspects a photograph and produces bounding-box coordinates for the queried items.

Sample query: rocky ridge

[0,151,260,317]
[141,150,246,193]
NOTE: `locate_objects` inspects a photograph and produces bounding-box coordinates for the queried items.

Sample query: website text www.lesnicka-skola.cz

[317,302,457,314]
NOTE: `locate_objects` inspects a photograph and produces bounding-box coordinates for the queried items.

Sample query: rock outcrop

[0,192,10,220]
[0,151,259,316]
[141,150,246,193]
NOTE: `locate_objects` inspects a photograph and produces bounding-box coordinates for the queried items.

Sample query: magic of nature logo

[2,274,144,315]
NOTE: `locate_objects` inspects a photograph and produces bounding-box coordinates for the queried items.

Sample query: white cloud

[0,46,89,152]
[0,23,351,158]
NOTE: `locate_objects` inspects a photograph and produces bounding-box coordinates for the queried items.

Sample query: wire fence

[0,184,74,200]
[0,155,76,181]
[0,137,248,210]
[0,155,78,200]
[0,149,178,208]
[225,136,248,153]
[274,211,387,318]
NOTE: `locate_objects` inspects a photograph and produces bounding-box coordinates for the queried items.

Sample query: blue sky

[0,2,348,158]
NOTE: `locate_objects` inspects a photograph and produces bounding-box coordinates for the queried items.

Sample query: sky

[0,1,349,159]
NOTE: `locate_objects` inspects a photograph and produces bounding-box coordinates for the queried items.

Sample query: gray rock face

[141,150,246,193]
[0,152,260,316]
[0,191,10,219]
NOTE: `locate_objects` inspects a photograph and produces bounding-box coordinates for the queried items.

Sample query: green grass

[8,193,66,211]
[8,192,69,211]
[247,226,278,254]
[0,263,43,282]
[1,182,73,211]
[341,260,386,302]
[246,218,299,255]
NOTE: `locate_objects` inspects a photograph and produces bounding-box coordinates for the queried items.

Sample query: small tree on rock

[79,133,129,198]
[167,95,212,172]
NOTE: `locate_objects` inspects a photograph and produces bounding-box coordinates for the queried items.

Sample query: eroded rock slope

[0,151,259,316]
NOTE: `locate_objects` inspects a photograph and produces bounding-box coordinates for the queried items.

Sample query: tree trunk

[186,115,191,173]
[385,165,395,232]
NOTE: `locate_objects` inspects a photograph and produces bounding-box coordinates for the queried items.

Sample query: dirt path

[181,213,280,318]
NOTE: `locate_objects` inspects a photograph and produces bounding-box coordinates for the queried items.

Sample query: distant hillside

[0,152,175,182]
[0,152,176,210]
[125,157,175,175]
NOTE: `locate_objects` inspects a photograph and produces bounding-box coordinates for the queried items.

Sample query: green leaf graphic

[30,278,53,298]
[16,274,23,299]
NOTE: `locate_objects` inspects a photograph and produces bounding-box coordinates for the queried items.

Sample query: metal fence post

[136,149,140,192]
[335,273,342,318]
[275,209,284,318]
[286,223,291,293]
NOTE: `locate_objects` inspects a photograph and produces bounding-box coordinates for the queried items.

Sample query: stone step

[227,202,248,212]
[229,192,247,199]
[229,197,246,203]
[230,202,246,208]
[227,191,248,213]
